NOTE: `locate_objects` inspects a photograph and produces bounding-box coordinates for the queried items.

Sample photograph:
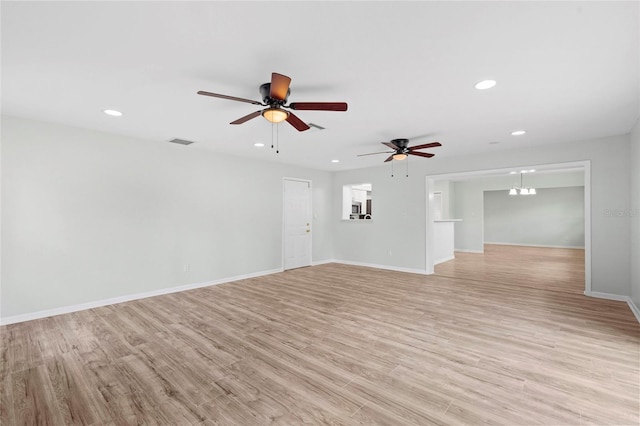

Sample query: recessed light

[509,171,517,174]
[103,109,123,117]
[529,169,536,173]
[254,142,265,147]
[511,130,526,136]
[488,141,500,145]
[520,170,528,174]
[475,80,496,90]
[331,159,340,163]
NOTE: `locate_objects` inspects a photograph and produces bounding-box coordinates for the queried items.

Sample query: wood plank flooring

[435,244,586,294]
[1,263,638,425]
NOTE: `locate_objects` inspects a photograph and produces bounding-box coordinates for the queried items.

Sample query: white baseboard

[0,267,283,326]
[584,291,629,302]
[434,255,455,265]
[333,259,426,275]
[585,291,640,324]
[485,242,585,249]
[454,249,484,254]
[311,259,334,266]
[627,298,640,323]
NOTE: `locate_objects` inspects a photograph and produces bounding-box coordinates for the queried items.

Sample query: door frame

[425,160,591,295]
[282,177,312,271]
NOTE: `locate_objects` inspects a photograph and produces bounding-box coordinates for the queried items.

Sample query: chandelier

[509,173,536,195]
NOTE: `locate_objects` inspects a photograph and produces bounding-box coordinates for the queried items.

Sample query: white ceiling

[2,1,638,171]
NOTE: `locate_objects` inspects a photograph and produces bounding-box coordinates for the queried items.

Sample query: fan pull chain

[406,156,409,177]
[391,160,394,178]
[276,122,279,154]
[271,121,275,149]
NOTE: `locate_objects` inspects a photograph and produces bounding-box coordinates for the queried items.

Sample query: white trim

[583,162,592,294]
[0,268,283,326]
[484,242,585,250]
[584,291,629,302]
[627,298,640,323]
[454,249,484,254]
[311,259,334,266]
[434,255,455,265]
[333,259,427,275]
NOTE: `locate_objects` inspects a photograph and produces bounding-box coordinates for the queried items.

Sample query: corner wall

[1,116,333,321]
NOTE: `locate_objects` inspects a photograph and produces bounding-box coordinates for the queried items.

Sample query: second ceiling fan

[358,138,442,162]
[198,72,348,131]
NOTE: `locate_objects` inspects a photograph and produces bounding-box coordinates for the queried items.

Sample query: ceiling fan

[358,138,442,162]
[197,72,348,132]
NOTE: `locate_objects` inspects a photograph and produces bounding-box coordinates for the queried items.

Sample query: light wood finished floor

[435,244,586,295]
[1,263,638,425]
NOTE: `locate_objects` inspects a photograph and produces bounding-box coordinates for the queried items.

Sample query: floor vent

[169,138,195,146]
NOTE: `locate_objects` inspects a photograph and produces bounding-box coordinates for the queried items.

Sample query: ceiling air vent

[168,138,195,146]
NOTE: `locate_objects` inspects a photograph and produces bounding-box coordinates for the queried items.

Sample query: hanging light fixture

[509,172,536,196]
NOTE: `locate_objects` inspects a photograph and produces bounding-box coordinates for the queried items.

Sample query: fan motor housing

[260,83,290,105]
[391,138,410,149]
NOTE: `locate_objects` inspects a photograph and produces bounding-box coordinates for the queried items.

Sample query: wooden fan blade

[382,142,398,150]
[384,155,394,163]
[285,111,310,131]
[197,91,262,105]
[357,151,393,157]
[288,102,348,111]
[409,142,442,151]
[408,151,435,158]
[230,110,262,125]
[270,73,291,101]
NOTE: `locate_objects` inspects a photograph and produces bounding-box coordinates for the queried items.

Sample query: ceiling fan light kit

[262,108,289,123]
[392,153,408,161]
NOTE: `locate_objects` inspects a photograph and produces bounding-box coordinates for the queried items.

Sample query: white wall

[433,180,454,219]
[333,167,428,273]
[452,180,484,252]
[1,116,333,320]
[2,115,636,321]
[484,187,585,248]
[332,135,631,296]
[630,119,640,310]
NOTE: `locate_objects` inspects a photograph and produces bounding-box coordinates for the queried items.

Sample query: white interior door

[283,179,312,270]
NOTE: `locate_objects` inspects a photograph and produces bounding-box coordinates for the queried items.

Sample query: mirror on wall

[342,183,372,220]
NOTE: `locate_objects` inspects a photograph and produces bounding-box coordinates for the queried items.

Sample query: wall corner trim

[585,291,640,324]
[333,259,427,275]
[627,298,640,324]
[0,267,284,326]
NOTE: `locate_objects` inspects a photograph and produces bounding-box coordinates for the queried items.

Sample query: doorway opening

[425,161,591,295]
